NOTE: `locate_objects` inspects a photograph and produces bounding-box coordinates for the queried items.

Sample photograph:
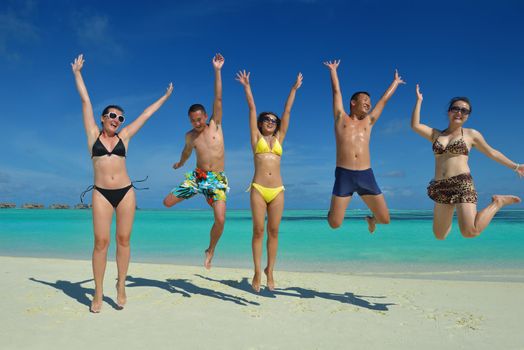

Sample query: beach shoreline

[2,253,523,283]
[2,256,524,349]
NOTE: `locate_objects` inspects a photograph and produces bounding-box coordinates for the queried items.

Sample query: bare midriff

[434,155,471,180]
[193,126,225,172]
[92,156,131,188]
[252,154,282,187]
[335,115,372,170]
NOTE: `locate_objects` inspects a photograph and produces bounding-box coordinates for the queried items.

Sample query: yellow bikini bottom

[249,183,285,203]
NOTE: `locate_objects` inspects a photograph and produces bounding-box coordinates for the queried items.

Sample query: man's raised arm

[369,69,405,124]
[323,60,345,120]
[211,53,224,126]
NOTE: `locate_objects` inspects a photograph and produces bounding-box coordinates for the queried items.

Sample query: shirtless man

[163,53,227,269]
[323,60,405,233]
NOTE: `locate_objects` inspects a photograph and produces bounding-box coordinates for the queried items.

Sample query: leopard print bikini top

[432,128,469,156]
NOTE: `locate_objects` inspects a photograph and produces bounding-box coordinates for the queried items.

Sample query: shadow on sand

[195,275,395,311]
[125,276,259,306]
[28,277,121,311]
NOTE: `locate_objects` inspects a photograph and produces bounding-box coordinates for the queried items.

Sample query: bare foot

[264,267,275,291]
[366,215,376,234]
[492,195,521,208]
[116,280,126,309]
[204,249,213,270]
[251,272,261,292]
[90,293,103,313]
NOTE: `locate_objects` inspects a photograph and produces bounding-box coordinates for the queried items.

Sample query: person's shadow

[195,275,395,311]
[126,275,259,306]
[29,277,120,310]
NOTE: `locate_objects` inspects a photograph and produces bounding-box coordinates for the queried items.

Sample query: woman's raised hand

[416,84,423,101]
[165,82,174,97]
[293,72,303,90]
[71,54,85,74]
[235,70,250,86]
[323,59,340,71]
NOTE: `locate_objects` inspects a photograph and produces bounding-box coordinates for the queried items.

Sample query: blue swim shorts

[332,167,382,197]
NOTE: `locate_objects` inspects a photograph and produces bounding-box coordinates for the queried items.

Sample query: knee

[214,215,225,229]
[94,237,110,252]
[253,226,264,239]
[376,214,390,225]
[432,227,450,240]
[460,227,479,238]
[433,232,447,240]
[116,235,130,248]
[267,227,279,239]
[163,197,173,208]
[328,216,343,229]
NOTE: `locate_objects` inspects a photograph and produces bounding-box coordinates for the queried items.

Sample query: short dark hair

[188,104,206,115]
[102,105,124,116]
[350,91,370,102]
[448,97,472,114]
[257,112,281,135]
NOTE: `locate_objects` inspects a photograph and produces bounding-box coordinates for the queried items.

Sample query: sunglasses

[449,106,470,115]
[261,116,277,124]
[104,112,125,123]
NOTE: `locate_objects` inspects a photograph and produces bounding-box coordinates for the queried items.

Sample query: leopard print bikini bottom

[427,173,478,204]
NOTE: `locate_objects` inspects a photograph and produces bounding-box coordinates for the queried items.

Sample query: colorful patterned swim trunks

[171,168,229,206]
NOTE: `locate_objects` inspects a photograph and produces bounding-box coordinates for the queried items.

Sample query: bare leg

[163,193,185,207]
[250,189,267,292]
[327,195,352,229]
[265,191,284,291]
[432,203,455,240]
[114,189,136,308]
[360,194,390,233]
[456,195,521,238]
[91,190,114,313]
[204,200,226,269]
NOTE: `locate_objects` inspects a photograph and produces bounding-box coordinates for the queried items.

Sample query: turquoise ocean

[1,209,523,279]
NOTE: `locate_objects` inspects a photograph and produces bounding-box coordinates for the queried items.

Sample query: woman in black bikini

[411,84,523,240]
[71,54,173,312]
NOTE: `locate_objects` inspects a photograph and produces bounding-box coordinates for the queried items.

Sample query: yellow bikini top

[255,136,282,156]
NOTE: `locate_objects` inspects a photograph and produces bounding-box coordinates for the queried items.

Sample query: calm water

[1,209,523,273]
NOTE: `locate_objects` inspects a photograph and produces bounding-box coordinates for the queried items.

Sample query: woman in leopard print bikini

[410,84,523,240]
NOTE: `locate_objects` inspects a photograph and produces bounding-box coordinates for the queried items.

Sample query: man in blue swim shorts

[323,59,405,233]
[163,53,228,269]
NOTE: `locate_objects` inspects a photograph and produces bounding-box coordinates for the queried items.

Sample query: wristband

[515,163,520,171]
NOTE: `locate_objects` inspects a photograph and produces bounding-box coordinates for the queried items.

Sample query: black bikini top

[91,132,126,158]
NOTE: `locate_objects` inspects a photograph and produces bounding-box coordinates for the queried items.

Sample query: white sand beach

[1,256,523,350]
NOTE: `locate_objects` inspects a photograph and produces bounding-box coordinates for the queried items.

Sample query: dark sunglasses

[449,106,470,115]
[261,116,277,124]
[104,112,125,123]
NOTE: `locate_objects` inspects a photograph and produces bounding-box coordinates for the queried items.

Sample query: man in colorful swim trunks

[323,59,405,233]
[163,53,228,269]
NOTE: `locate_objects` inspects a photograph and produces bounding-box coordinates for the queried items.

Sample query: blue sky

[0,0,523,209]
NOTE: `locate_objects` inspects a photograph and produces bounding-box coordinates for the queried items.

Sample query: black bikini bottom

[80,177,148,208]
[94,184,133,208]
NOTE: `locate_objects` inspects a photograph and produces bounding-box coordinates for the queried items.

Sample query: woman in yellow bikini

[236,70,302,292]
